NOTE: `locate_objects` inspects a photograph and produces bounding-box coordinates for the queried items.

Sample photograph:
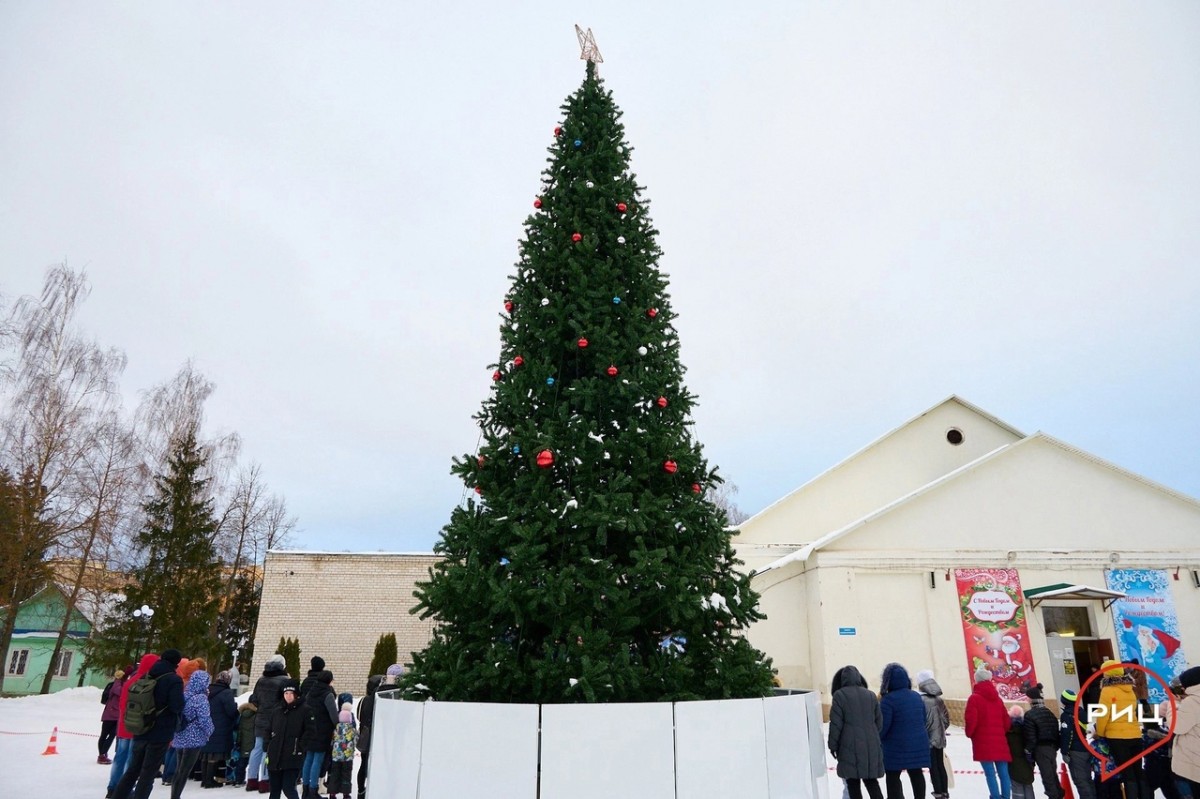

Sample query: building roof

[737,395,1024,535]
[752,429,1200,576]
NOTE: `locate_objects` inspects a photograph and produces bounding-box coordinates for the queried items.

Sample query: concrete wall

[251,551,441,698]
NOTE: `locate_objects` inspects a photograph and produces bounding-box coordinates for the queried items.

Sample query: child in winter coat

[1006,706,1036,799]
[230,695,258,786]
[917,669,951,799]
[327,703,359,799]
[99,669,126,764]
[1022,683,1063,799]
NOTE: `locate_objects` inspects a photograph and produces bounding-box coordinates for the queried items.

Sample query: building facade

[250,551,441,698]
[2,584,108,695]
[734,397,1200,719]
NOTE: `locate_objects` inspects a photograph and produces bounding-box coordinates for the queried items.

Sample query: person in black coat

[248,654,292,791]
[300,671,338,799]
[356,674,383,799]
[299,656,326,700]
[1022,683,1064,799]
[266,681,307,799]
[201,670,239,787]
[830,665,886,799]
[112,648,185,799]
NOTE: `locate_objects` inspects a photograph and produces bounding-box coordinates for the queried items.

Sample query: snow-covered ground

[2,687,1011,798]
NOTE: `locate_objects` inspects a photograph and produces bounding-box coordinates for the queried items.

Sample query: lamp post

[132,605,154,655]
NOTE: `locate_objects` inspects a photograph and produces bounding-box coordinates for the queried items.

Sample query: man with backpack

[112,648,185,799]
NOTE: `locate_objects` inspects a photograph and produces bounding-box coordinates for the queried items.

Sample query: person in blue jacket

[879,662,932,799]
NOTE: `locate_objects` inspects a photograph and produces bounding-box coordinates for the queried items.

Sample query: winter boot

[258,779,271,794]
[245,778,258,792]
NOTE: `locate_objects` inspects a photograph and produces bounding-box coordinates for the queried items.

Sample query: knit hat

[266,653,286,670]
[1180,666,1200,689]
[216,670,231,685]
[974,667,993,683]
[1023,682,1044,700]
[1100,660,1124,677]
[160,648,183,666]
[311,656,326,671]
[916,669,935,684]
[114,670,126,680]
[386,663,405,677]
[1060,689,1077,703]
[338,691,354,707]
[317,670,334,684]
[338,704,354,724]
[1008,705,1025,719]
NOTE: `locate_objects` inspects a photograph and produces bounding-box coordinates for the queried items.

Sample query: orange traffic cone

[1059,763,1074,799]
[41,726,59,756]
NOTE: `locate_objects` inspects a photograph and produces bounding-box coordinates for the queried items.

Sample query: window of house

[1043,605,1093,637]
[7,649,29,675]
[51,650,72,678]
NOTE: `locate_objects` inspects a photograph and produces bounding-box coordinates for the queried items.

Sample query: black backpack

[124,674,162,735]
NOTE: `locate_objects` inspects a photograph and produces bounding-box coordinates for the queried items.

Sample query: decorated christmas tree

[406,48,774,704]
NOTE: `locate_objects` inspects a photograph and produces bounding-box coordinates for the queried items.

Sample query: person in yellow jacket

[1092,661,1147,799]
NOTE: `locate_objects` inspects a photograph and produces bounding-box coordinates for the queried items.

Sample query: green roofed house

[2,583,108,695]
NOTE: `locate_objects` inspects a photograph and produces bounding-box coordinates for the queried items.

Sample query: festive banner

[955,568,1037,701]
[1105,569,1187,704]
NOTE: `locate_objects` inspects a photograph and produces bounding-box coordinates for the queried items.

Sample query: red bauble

[533,198,542,209]
[572,232,583,242]
[692,483,702,494]
[554,126,562,136]
[474,485,483,494]
[504,300,514,312]
[606,365,618,376]
[617,202,628,212]
[476,455,485,467]
[577,337,589,349]
[492,370,502,382]
[656,396,668,408]
[647,308,658,318]
[663,460,678,474]
[536,449,554,468]
[513,356,524,367]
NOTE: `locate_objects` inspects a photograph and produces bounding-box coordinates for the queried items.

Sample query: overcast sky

[2,3,1198,553]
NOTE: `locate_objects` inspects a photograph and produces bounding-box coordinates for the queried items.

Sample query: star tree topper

[575,24,603,64]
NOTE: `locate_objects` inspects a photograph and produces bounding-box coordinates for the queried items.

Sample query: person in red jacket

[106,653,159,799]
[966,668,1013,799]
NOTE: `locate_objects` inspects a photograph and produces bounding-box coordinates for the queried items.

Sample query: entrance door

[1045,634,1080,698]
[1071,638,1115,701]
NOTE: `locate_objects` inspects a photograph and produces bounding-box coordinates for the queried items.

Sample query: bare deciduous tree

[0,263,126,693]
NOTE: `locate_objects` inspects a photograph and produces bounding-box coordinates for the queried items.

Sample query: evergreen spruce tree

[112,431,223,662]
[281,636,301,679]
[406,60,774,704]
[369,632,398,677]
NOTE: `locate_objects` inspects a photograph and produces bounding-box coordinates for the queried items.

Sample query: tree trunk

[40,529,97,694]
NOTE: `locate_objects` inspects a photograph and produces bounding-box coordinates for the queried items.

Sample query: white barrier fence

[368,691,830,799]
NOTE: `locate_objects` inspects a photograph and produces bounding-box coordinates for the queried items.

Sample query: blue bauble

[612,297,621,304]
[546,377,555,386]
[573,139,582,148]
[512,445,521,454]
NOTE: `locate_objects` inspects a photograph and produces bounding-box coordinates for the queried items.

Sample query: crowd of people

[97,650,407,799]
[827,660,1200,799]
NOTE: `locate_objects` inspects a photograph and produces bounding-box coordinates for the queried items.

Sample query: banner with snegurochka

[955,568,1038,701]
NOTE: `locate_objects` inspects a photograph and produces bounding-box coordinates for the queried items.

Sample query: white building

[734,396,1200,716]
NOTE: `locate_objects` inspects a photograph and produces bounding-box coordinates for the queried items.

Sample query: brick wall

[249,551,441,699]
